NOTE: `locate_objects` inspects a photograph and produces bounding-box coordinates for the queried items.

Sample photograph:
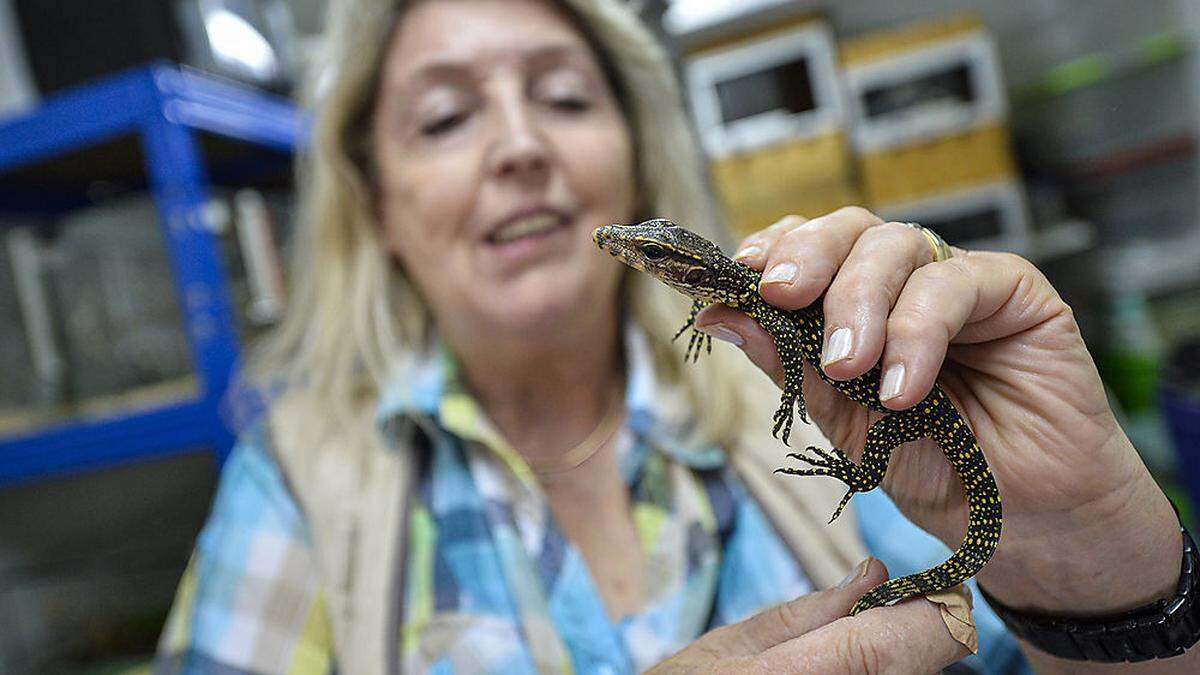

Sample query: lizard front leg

[751,305,808,445]
[673,300,712,362]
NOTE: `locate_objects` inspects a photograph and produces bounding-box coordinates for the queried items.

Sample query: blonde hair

[241,0,748,451]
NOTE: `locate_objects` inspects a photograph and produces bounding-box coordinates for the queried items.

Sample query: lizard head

[593,218,754,306]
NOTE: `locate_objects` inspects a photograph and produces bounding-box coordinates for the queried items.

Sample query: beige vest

[269,363,867,675]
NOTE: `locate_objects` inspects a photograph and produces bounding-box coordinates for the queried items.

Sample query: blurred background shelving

[0,58,300,673]
[0,0,1198,672]
[662,0,1200,505]
[0,65,301,484]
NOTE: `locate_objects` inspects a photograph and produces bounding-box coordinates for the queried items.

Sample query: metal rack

[0,63,303,486]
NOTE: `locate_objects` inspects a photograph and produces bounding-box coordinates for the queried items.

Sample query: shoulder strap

[268,398,415,675]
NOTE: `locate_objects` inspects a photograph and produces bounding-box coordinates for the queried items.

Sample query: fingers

[699,558,888,658]
[760,595,973,674]
[876,251,1041,410]
[650,555,970,675]
[736,207,884,311]
[718,209,1058,413]
[818,222,938,381]
[698,208,926,397]
[732,214,807,266]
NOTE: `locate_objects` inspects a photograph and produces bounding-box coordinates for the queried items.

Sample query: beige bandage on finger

[925,584,979,654]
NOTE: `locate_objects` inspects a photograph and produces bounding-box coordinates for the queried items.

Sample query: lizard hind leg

[828,489,853,525]
[776,444,872,522]
[775,410,925,523]
[847,394,1001,615]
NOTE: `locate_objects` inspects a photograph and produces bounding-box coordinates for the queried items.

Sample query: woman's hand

[696,207,1180,616]
[649,558,970,674]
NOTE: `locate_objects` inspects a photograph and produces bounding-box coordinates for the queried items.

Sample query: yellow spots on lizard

[601,219,1002,617]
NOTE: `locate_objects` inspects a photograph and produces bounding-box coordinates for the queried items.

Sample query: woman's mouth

[488,212,568,244]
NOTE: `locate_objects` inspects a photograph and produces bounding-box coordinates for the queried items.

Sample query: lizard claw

[772,405,794,446]
[684,329,708,363]
[828,489,854,524]
[772,391,808,446]
[785,450,825,469]
[787,446,834,468]
[672,325,688,343]
[777,445,867,500]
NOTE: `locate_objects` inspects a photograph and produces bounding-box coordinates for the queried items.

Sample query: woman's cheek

[603,121,636,188]
[393,158,471,243]
[567,121,635,211]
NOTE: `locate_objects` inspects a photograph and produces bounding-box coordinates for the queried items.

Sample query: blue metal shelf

[0,62,306,487]
[0,400,215,482]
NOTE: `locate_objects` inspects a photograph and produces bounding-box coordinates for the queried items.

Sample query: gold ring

[904,222,954,263]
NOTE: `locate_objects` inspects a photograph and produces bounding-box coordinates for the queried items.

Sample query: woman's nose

[488,99,551,183]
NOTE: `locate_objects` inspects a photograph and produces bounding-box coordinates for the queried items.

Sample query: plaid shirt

[157,327,812,673]
[156,326,1027,674]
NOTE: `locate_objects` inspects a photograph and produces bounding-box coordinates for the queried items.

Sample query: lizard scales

[594,218,1002,615]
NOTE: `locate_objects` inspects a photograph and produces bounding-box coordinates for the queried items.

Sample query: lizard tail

[850,395,1002,615]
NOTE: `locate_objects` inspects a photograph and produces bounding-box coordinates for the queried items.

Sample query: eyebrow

[401,42,596,87]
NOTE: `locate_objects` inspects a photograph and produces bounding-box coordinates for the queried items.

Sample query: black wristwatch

[979,520,1200,662]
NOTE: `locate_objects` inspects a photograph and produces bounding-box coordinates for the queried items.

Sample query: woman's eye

[547,96,591,113]
[536,69,593,114]
[420,112,466,136]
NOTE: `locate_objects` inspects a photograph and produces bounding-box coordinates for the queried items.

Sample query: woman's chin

[473,282,614,340]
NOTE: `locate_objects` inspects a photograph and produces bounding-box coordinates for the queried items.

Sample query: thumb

[702,557,887,658]
[762,592,974,673]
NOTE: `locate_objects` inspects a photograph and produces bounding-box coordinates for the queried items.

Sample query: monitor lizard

[594,217,1002,615]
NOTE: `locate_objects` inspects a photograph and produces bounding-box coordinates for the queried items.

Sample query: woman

[157,0,1198,672]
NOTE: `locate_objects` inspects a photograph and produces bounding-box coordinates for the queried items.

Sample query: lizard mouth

[592,225,622,257]
[592,226,647,272]
[592,225,614,250]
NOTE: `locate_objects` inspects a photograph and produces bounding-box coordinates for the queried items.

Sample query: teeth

[492,213,562,243]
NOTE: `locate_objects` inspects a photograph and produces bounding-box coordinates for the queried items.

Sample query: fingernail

[822,327,853,367]
[761,262,797,285]
[697,324,744,346]
[837,557,873,589]
[880,363,905,401]
[734,245,762,261]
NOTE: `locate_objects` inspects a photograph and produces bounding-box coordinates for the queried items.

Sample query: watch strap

[979,522,1200,662]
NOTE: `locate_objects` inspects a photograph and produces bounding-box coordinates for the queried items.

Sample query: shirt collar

[375,322,725,473]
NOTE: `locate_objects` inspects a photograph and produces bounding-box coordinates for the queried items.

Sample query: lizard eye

[683,267,709,285]
[641,243,667,260]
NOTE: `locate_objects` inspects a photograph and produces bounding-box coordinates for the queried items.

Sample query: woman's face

[371,0,635,339]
